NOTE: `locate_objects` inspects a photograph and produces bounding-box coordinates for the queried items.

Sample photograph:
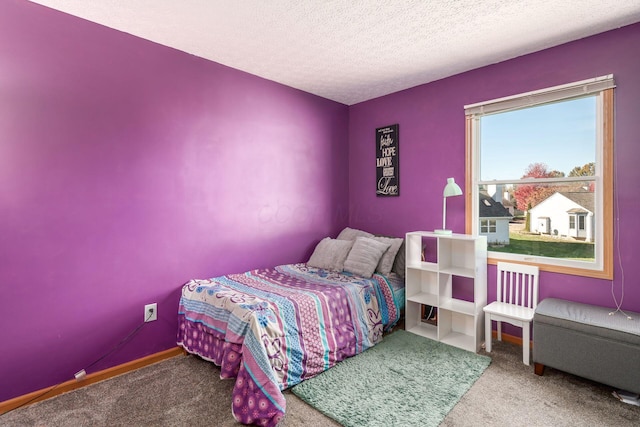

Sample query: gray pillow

[307,237,354,271]
[343,237,391,278]
[371,236,404,276]
[336,227,373,241]
[392,239,406,278]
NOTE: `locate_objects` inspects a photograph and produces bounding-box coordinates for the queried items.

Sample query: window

[481,219,497,233]
[465,75,614,279]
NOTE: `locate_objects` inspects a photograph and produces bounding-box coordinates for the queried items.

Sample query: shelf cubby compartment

[405,268,437,303]
[437,236,480,274]
[437,309,478,353]
[406,319,438,341]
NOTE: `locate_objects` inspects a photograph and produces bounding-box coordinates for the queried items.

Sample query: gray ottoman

[533,298,640,394]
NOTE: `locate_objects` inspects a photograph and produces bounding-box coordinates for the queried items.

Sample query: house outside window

[465,75,614,279]
[478,189,512,244]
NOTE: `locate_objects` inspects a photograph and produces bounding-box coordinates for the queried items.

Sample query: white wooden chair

[483,262,539,365]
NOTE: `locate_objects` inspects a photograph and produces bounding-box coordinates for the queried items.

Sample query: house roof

[567,208,590,214]
[479,192,513,219]
[559,192,594,213]
[501,198,515,208]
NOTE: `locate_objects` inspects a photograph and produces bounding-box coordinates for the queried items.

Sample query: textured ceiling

[28,0,640,105]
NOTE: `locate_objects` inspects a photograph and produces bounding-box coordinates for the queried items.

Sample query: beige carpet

[3,339,639,426]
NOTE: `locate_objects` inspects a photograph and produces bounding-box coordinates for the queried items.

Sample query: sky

[479,95,596,181]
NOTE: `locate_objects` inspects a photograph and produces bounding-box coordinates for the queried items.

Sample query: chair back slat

[496,262,540,309]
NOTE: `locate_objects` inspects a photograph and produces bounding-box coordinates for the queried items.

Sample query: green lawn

[489,232,595,261]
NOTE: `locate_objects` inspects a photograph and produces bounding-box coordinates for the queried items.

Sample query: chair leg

[485,314,492,353]
[522,322,530,365]
[497,321,502,341]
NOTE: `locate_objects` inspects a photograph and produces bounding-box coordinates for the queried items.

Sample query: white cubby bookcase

[404,231,487,352]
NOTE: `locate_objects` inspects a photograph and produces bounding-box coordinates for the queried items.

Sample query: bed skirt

[177,315,285,426]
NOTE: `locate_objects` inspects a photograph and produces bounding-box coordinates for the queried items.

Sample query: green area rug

[291,330,491,427]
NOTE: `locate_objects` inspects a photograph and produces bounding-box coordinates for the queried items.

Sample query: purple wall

[0,1,348,402]
[2,0,639,405]
[349,23,640,324]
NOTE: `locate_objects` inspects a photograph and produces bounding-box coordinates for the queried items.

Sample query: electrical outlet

[144,303,157,322]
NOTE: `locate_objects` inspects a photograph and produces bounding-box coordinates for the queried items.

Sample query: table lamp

[434,177,462,235]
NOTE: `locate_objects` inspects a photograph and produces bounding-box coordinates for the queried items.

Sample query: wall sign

[375,124,399,196]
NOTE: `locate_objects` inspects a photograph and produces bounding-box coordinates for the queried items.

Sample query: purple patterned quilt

[177,263,402,426]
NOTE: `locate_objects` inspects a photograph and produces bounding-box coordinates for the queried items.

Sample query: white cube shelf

[405,231,487,352]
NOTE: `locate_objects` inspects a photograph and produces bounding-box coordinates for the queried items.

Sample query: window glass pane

[467,82,613,278]
[478,182,595,262]
[479,96,597,181]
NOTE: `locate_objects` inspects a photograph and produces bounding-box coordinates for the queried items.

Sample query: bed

[177,229,405,426]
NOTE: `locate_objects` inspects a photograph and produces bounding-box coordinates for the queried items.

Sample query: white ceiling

[28,0,640,105]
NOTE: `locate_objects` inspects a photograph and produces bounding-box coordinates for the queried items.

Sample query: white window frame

[480,219,497,233]
[464,75,614,279]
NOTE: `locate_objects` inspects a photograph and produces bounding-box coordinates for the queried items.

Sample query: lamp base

[434,229,453,235]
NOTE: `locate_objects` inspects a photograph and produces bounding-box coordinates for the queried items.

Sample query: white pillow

[371,236,404,276]
[336,227,373,241]
[307,238,354,271]
[343,237,391,278]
